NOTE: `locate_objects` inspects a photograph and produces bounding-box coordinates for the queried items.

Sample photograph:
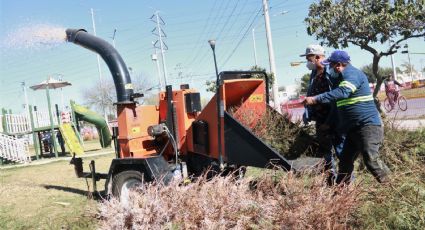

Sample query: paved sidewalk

[391,119,425,131]
[0,150,114,170]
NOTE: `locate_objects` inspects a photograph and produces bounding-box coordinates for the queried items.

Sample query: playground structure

[0,101,112,165]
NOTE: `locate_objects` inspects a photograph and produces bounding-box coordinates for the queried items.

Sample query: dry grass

[96,125,425,230]
[96,113,425,230]
[97,170,361,230]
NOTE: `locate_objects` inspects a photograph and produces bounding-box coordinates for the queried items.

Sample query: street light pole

[208,39,223,168]
[111,28,117,48]
[57,74,65,110]
[21,81,30,120]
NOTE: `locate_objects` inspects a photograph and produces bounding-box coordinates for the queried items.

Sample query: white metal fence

[33,110,59,129]
[0,115,3,133]
[1,110,61,134]
[0,133,31,163]
[4,114,31,134]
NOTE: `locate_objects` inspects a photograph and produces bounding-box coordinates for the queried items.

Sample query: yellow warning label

[125,83,133,89]
[132,127,140,133]
[249,94,263,102]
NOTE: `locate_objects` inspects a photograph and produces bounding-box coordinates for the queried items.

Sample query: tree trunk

[371,55,383,112]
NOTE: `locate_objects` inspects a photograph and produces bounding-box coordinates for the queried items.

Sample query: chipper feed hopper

[66,29,314,200]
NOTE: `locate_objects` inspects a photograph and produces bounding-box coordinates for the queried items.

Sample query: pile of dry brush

[97,107,349,229]
[97,107,425,229]
[97,172,361,229]
[230,107,318,159]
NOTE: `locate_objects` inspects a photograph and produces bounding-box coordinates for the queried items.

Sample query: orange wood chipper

[66,29,310,200]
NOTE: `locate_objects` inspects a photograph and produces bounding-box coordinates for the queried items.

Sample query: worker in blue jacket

[300,44,345,185]
[304,50,390,184]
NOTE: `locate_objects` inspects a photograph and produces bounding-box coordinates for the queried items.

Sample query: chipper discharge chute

[65,28,319,200]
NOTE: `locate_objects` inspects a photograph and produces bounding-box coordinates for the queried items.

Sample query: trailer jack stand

[70,157,108,199]
[89,160,97,195]
[70,156,84,177]
[87,160,108,198]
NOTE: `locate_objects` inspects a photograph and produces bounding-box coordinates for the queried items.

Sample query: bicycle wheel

[383,98,393,112]
[398,96,407,111]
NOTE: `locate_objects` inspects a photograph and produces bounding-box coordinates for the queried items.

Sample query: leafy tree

[399,61,417,75]
[360,64,393,83]
[305,0,425,99]
[250,65,275,89]
[205,65,274,93]
[299,73,311,94]
[205,80,217,93]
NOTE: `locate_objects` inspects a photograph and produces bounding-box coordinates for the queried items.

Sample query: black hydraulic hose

[65,29,134,104]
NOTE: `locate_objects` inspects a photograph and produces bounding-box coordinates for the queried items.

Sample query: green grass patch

[351,127,425,229]
[0,152,115,229]
[377,87,425,100]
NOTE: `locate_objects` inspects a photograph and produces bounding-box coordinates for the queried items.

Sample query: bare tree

[82,72,155,116]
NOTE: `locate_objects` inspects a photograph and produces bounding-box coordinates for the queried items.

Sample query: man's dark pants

[336,125,390,184]
[315,124,345,185]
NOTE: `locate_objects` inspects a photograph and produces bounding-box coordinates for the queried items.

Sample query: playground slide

[59,123,84,156]
[70,101,112,148]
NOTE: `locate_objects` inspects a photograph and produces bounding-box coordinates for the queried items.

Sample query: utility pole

[252,28,258,67]
[91,8,107,121]
[402,44,414,81]
[389,40,397,80]
[151,11,169,87]
[91,8,103,82]
[252,11,288,68]
[174,63,184,84]
[262,0,279,109]
[151,41,164,90]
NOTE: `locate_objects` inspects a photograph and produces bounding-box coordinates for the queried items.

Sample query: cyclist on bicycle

[383,75,402,109]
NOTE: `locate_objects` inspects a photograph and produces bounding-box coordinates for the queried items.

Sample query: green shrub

[353,126,425,229]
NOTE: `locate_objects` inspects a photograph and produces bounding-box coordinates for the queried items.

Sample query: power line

[220,7,263,68]
[189,2,261,73]
[184,0,223,68]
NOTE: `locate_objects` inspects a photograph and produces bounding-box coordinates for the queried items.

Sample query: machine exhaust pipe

[65,28,134,104]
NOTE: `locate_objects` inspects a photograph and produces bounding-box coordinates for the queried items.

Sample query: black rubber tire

[383,97,393,112]
[112,170,144,200]
[398,96,408,111]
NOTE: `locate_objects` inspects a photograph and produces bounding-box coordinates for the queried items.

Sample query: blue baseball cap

[321,50,351,65]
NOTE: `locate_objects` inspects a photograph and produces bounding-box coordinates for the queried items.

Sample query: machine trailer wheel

[112,170,144,204]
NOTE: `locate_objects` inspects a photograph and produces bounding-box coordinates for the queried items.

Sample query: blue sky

[1,0,424,113]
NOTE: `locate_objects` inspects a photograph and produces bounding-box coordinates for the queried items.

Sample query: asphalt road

[384,97,425,119]
[286,97,425,130]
